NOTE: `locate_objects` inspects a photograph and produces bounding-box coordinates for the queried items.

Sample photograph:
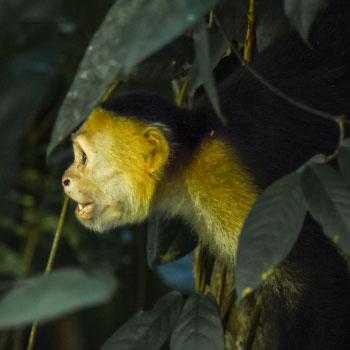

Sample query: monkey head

[62,107,170,232]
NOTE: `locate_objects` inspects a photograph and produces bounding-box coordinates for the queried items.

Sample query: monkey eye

[81,151,88,164]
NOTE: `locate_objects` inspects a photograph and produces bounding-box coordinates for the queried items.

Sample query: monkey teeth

[76,202,94,218]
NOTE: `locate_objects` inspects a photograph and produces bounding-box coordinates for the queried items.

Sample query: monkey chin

[74,203,122,233]
[75,203,147,233]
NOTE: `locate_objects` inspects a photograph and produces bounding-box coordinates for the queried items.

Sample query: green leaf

[256,0,291,51]
[301,160,350,254]
[147,215,198,269]
[170,294,224,350]
[338,138,350,188]
[188,0,249,93]
[47,0,221,157]
[47,0,147,158]
[192,18,225,124]
[0,268,117,329]
[101,291,183,350]
[284,0,328,41]
[128,36,194,83]
[235,172,306,301]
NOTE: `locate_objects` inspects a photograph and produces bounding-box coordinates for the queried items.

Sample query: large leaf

[128,36,194,83]
[301,160,350,254]
[192,18,224,123]
[284,0,328,41]
[101,291,183,350]
[188,0,248,93]
[235,172,306,301]
[170,294,224,350]
[0,268,117,329]
[337,138,350,188]
[47,0,221,157]
[147,215,198,269]
[256,0,291,51]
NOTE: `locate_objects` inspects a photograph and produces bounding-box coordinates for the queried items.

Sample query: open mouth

[75,202,95,219]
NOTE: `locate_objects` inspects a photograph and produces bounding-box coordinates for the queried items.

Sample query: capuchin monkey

[62,0,350,348]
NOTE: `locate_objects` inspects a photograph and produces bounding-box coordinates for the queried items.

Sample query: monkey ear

[144,127,170,176]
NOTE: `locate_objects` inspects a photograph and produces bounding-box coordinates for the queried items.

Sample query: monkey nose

[62,178,71,187]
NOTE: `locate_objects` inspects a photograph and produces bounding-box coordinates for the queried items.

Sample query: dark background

[0,1,193,349]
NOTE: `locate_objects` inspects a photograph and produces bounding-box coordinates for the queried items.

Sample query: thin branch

[243,0,256,63]
[26,196,69,350]
[326,116,346,161]
[213,14,349,125]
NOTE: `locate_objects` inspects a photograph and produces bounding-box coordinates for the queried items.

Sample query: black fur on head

[100,92,217,155]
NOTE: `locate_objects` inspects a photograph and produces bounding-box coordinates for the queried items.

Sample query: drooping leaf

[101,291,183,350]
[284,0,328,41]
[337,138,350,188]
[192,18,225,124]
[0,268,117,329]
[170,294,224,350]
[256,0,291,51]
[47,0,221,157]
[47,0,147,158]
[147,215,198,269]
[301,160,350,254]
[235,172,306,301]
[188,0,248,93]
[128,36,194,83]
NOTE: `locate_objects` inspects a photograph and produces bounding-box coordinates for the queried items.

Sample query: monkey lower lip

[76,202,94,218]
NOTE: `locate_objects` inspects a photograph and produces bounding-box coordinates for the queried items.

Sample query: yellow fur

[63,108,170,230]
[156,137,258,263]
[64,108,257,262]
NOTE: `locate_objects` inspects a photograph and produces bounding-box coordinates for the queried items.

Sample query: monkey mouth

[75,202,95,219]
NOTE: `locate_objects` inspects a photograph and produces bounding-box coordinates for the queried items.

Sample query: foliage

[0,0,348,349]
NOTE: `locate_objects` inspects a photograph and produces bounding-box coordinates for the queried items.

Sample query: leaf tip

[241,287,253,299]
[261,268,274,281]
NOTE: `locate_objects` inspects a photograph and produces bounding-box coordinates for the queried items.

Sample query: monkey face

[62,108,170,232]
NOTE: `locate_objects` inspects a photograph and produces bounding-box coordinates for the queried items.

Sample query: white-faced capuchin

[62,0,350,348]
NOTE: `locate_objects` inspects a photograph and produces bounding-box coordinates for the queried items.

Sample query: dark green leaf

[215,0,248,44]
[147,215,198,269]
[188,0,249,93]
[301,160,350,254]
[338,138,350,188]
[193,18,225,124]
[284,0,328,41]
[170,294,224,350]
[128,36,194,83]
[47,0,221,157]
[235,172,306,301]
[256,0,291,51]
[47,0,147,158]
[0,268,117,329]
[101,291,183,350]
